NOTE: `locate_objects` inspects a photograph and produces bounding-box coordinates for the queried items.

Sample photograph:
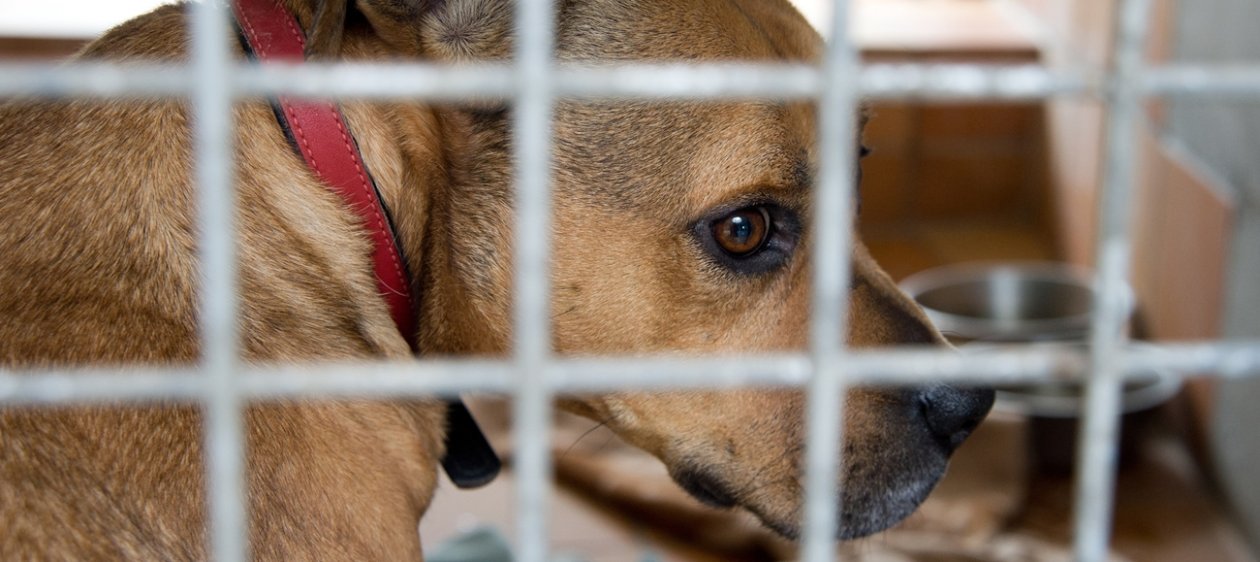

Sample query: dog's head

[300,0,994,540]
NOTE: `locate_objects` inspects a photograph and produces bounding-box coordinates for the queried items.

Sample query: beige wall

[1032,0,1233,342]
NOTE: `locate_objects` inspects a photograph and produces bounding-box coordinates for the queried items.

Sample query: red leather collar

[233,0,417,347]
[232,0,500,489]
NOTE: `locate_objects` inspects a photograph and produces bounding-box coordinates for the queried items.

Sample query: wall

[855,1,1057,281]
[1031,0,1259,549]
[1165,0,1260,550]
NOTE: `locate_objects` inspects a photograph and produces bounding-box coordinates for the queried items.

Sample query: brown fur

[0,0,988,559]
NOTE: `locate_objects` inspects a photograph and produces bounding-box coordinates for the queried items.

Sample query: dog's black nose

[918,385,995,451]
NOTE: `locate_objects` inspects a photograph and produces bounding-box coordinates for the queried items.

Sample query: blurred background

[3,0,1256,560]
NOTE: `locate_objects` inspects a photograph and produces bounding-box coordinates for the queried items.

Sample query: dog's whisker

[558,418,612,461]
[593,430,619,455]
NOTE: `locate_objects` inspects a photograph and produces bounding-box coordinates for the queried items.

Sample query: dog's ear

[305,0,350,58]
[279,0,351,58]
[360,0,514,60]
[284,0,440,58]
[293,0,512,60]
[352,0,441,55]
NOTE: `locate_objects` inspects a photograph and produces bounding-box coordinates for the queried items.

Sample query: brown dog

[0,0,993,559]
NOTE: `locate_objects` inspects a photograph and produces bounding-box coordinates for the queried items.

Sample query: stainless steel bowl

[899,262,1103,343]
[901,262,1157,473]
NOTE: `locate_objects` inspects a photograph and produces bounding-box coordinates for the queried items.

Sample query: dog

[0,0,994,559]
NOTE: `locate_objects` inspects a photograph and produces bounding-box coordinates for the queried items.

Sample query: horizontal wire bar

[1144,64,1260,97]
[0,361,516,404]
[234,62,517,100]
[556,63,822,99]
[2,342,1256,405]
[861,63,1097,100]
[4,62,1260,101]
[0,370,208,403]
[0,61,192,97]
[1121,341,1260,379]
[243,361,518,396]
[3,62,815,100]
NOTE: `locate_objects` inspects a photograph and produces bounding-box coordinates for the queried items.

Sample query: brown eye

[712,206,771,256]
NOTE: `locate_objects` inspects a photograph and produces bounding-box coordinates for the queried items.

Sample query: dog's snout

[918,385,995,451]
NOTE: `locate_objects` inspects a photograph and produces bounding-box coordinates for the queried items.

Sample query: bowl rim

[898,261,1120,340]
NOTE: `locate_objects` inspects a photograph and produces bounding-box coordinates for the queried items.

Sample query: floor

[420,408,1256,561]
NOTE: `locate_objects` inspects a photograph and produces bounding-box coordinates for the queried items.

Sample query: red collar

[234,0,418,345]
[232,0,499,489]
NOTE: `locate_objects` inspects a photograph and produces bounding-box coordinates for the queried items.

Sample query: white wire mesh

[4,61,1260,100]
[188,1,248,560]
[1071,0,1153,559]
[0,1,1259,561]
[801,0,859,558]
[510,0,556,560]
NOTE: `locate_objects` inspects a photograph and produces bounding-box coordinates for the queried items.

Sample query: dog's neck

[233,0,499,489]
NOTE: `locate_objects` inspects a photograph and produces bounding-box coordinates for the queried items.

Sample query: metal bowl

[899,262,1103,343]
[900,262,1152,473]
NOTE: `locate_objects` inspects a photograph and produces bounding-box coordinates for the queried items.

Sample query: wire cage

[2,0,1260,561]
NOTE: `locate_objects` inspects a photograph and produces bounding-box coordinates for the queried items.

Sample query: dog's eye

[712,207,771,256]
[693,203,799,276]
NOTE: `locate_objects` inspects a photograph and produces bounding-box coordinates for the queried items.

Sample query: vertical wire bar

[191,1,246,561]
[802,0,860,560]
[1071,0,1153,560]
[511,0,555,560]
